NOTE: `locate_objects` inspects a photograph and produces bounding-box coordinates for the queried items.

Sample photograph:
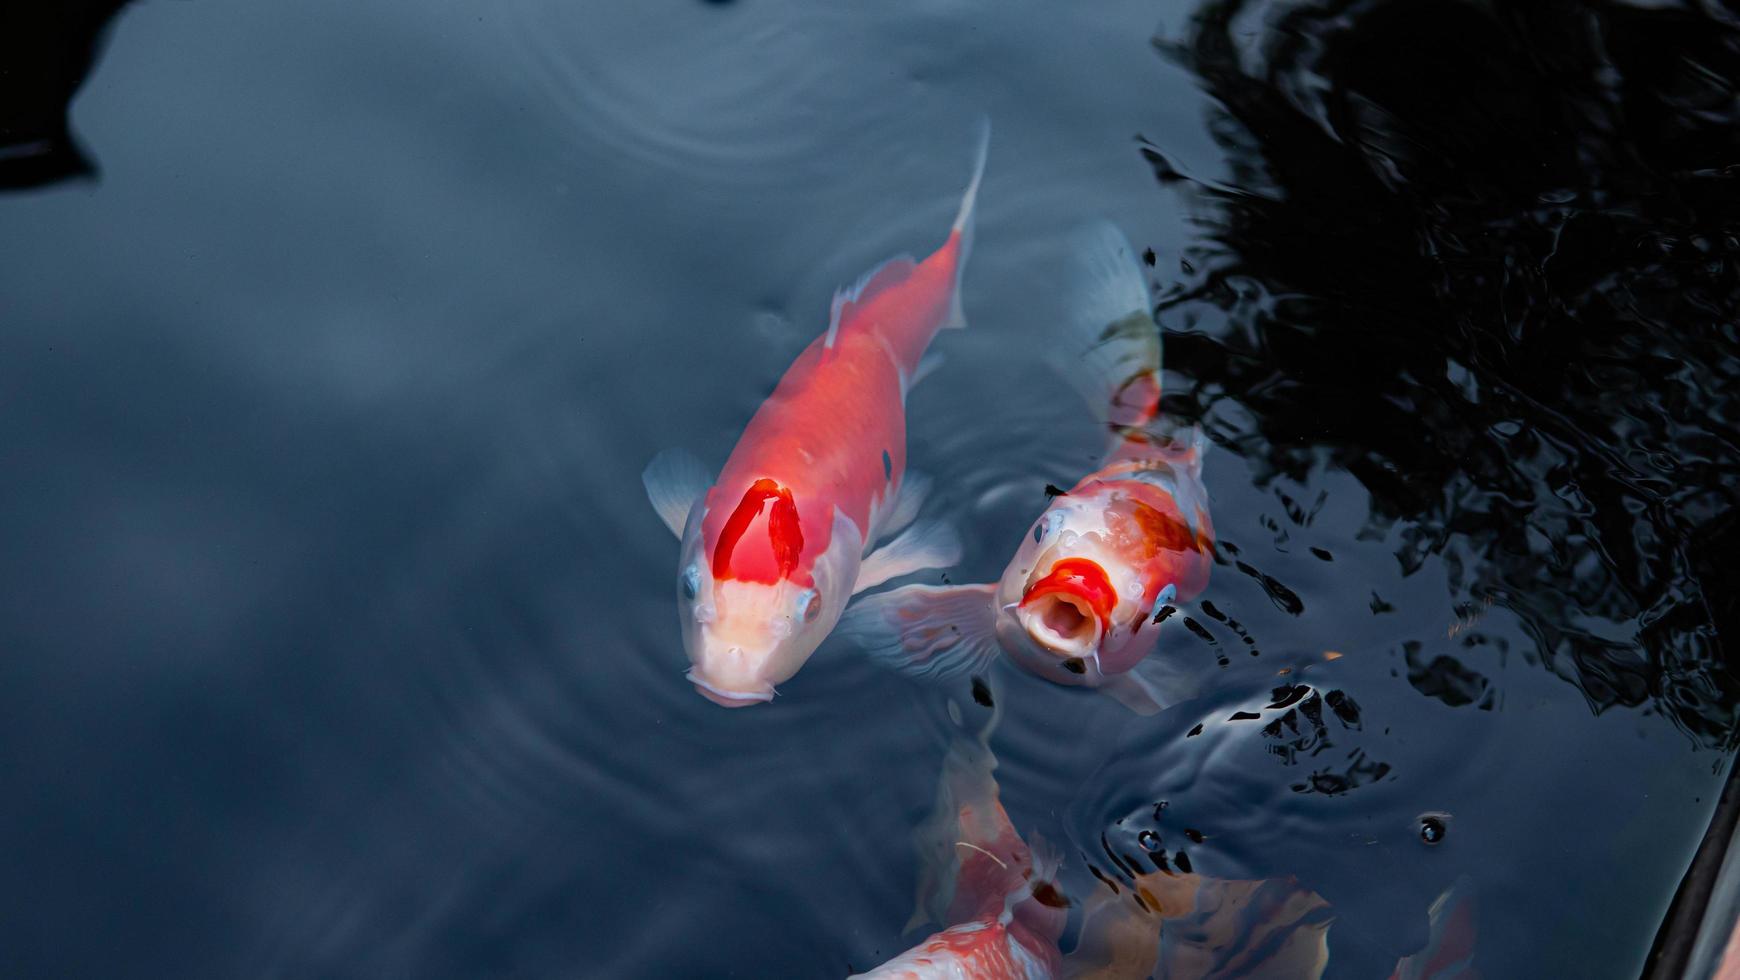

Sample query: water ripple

[502,0,907,196]
[242,399,931,975]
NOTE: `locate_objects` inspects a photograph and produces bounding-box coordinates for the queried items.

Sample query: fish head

[673,496,857,707]
[998,491,1152,684]
[684,578,837,706]
[1019,552,1117,658]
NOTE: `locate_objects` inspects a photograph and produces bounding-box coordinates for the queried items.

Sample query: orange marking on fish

[1133,499,1200,556]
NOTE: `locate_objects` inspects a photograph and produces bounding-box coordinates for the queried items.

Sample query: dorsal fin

[825,254,917,349]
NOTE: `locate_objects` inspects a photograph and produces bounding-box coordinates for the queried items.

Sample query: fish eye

[797,588,821,623]
[1149,583,1178,620]
[1033,511,1065,544]
[680,563,701,600]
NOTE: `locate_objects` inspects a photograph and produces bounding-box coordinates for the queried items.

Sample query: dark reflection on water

[1149,0,1740,748]
[0,1,130,190]
[0,0,1735,977]
[1067,1,1740,976]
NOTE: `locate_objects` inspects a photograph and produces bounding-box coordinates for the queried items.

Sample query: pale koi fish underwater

[3,1,1739,978]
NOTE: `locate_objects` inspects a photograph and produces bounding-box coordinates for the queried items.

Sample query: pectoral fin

[1100,671,1166,716]
[874,470,932,545]
[837,583,1001,681]
[641,448,711,538]
[1099,654,1197,716]
[854,519,961,594]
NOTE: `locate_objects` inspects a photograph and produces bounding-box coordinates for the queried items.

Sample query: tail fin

[1152,422,1211,486]
[944,116,992,330]
[951,117,992,246]
[1060,221,1162,431]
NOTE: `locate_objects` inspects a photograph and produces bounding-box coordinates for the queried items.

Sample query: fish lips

[1018,557,1116,657]
[685,667,776,708]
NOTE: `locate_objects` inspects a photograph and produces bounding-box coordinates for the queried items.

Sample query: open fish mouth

[1019,592,1103,655]
[1018,557,1115,656]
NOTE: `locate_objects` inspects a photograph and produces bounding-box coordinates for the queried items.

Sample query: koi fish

[853,703,1474,979]
[839,221,1213,712]
[851,707,1068,979]
[1067,868,1473,980]
[641,122,990,707]
[1066,869,1333,980]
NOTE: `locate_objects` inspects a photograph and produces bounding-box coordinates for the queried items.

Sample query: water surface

[2,0,1736,976]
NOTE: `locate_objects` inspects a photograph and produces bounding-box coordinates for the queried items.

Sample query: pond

[2,0,1736,976]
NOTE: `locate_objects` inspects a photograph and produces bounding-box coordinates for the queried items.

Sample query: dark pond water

[3,0,1737,977]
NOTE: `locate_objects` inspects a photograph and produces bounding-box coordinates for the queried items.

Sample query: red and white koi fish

[641,122,990,707]
[840,222,1213,712]
[851,712,1067,979]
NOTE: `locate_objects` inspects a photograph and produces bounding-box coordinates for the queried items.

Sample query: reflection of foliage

[1149,0,1740,747]
[1254,684,1394,794]
[0,2,132,190]
[1292,750,1391,797]
[1259,685,1358,759]
[1405,637,1500,710]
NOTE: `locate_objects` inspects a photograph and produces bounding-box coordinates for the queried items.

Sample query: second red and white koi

[840,222,1213,712]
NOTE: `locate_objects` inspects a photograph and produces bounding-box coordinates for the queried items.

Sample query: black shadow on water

[1064,0,1740,974]
[1149,0,1740,750]
[0,2,134,191]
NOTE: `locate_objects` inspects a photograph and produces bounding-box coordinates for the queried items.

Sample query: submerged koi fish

[1066,864,1475,979]
[841,222,1213,712]
[1390,879,1479,980]
[851,710,1067,979]
[855,702,1476,979]
[1067,870,1332,980]
[641,122,990,707]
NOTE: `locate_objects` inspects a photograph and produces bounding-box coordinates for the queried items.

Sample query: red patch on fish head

[712,478,803,583]
[1021,558,1118,622]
